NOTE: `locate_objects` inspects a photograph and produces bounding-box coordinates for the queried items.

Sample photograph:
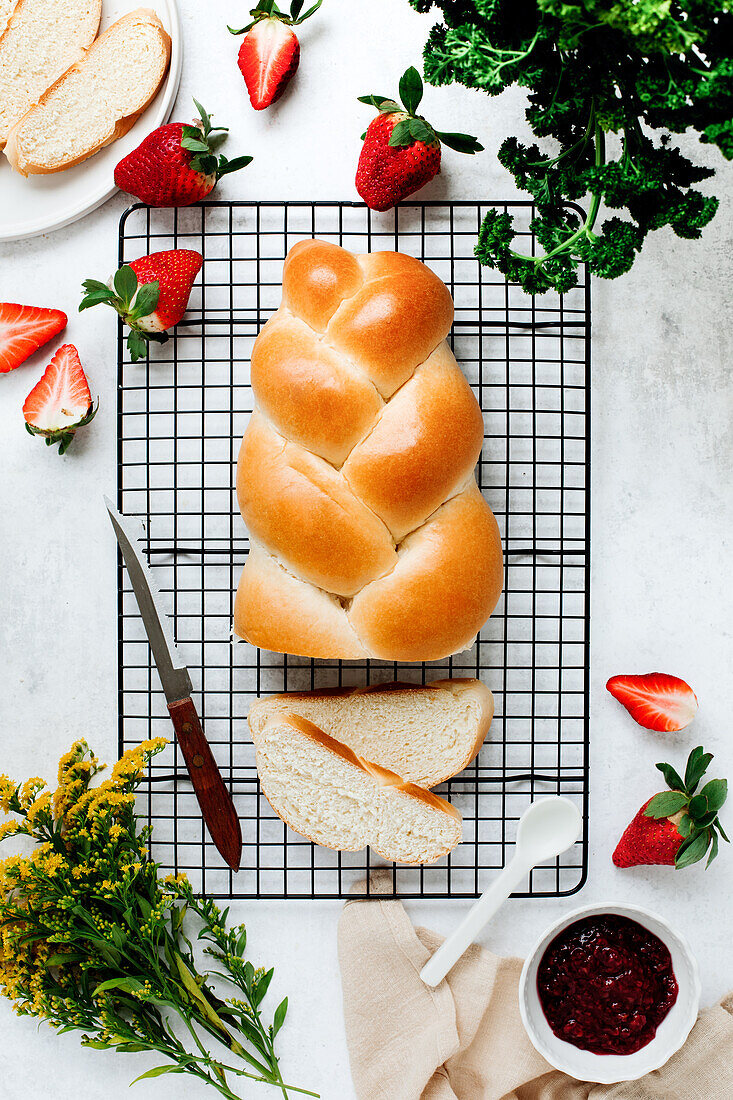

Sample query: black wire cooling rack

[117,200,590,900]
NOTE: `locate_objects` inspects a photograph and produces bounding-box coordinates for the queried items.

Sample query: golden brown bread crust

[235,240,503,661]
[342,342,485,540]
[349,485,504,662]
[282,239,363,331]
[250,313,383,465]
[237,411,397,597]
[234,544,369,659]
[255,714,462,863]
[328,252,454,398]
[247,678,495,788]
[5,9,170,175]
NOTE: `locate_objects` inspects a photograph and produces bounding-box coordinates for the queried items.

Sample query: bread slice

[0,0,19,38]
[5,9,171,175]
[253,715,462,864]
[0,0,101,150]
[248,678,493,789]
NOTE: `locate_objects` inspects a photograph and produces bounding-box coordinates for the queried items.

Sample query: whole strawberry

[114,99,252,207]
[229,0,322,111]
[23,345,97,455]
[614,745,729,870]
[80,250,203,361]
[356,67,483,211]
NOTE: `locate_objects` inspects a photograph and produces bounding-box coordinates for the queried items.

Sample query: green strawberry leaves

[655,761,686,793]
[645,791,688,818]
[228,0,321,33]
[701,778,729,812]
[357,96,401,113]
[358,66,483,157]
[180,99,253,182]
[80,267,164,363]
[25,400,98,455]
[114,264,137,304]
[685,745,714,793]
[399,66,423,115]
[645,745,728,869]
[436,130,485,154]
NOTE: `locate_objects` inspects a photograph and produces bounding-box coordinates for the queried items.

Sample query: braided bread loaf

[234,239,503,662]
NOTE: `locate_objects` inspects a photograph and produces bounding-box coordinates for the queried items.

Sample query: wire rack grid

[117,199,590,901]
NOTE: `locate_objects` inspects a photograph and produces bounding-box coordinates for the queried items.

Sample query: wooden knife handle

[168,697,242,871]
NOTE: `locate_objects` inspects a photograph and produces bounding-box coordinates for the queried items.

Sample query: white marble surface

[1,2,732,1098]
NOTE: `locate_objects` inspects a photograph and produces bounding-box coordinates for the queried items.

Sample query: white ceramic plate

[0,0,182,242]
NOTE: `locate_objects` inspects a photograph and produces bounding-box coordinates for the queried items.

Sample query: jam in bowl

[536,913,678,1055]
[518,903,701,1084]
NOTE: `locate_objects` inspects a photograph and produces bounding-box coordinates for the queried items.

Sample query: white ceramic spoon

[420,797,583,988]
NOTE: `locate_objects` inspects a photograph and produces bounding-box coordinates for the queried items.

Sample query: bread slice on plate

[0,0,19,38]
[248,678,493,789]
[253,714,463,865]
[5,8,171,175]
[0,0,102,150]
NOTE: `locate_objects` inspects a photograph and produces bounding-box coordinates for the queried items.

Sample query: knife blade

[105,496,242,871]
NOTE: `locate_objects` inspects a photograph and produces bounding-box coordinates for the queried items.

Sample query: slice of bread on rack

[252,714,462,864]
[248,678,493,789]
[5,8,170,175]
[0,0,102,150]
[0,0,19,38]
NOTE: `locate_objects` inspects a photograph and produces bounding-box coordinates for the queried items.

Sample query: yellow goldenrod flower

[0,777,16,815]
[19,778,46,810]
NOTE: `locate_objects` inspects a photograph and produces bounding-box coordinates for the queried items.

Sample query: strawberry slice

[606,672,698,732]
[0,303,67,373]
[80,249,203,362]
[229,0,322,111]
[23,345,97,455]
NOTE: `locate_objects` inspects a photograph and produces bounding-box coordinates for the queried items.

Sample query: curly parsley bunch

[0,741,316,1100]
[411,0,733,293]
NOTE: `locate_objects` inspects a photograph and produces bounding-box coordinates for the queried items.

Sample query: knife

[105,496,242,871]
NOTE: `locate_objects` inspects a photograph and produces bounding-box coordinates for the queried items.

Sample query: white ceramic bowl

[518,903,701,1084]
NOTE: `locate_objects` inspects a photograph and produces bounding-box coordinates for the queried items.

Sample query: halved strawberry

[613,745,728,869]
[356,67,483,211]
[23,345,97,455]
[0,303,67,373]
[114,99,252,207]
[606,673,699,732]
[79,249,203,361]
[229,0,322,111]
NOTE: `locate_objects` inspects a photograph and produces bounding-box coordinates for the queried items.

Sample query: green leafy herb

[411,0,733,294]
[0,741,317,1100]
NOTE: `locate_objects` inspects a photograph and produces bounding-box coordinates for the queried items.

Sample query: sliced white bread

[253,715,463,864]
[0,0,19,38]
[5,9,171,175]
[0,0,101,150]
[248,678,494,789]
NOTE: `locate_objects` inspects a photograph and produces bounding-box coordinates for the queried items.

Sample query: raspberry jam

[537,914,678,1055]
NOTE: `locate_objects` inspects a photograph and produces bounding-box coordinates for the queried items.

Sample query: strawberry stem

[228,0,321,34]
[180,99,253,180]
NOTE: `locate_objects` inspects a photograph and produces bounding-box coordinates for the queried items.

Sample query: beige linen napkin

[338,876,733,1100]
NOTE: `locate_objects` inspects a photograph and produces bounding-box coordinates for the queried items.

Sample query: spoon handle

[419,855,531,987]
